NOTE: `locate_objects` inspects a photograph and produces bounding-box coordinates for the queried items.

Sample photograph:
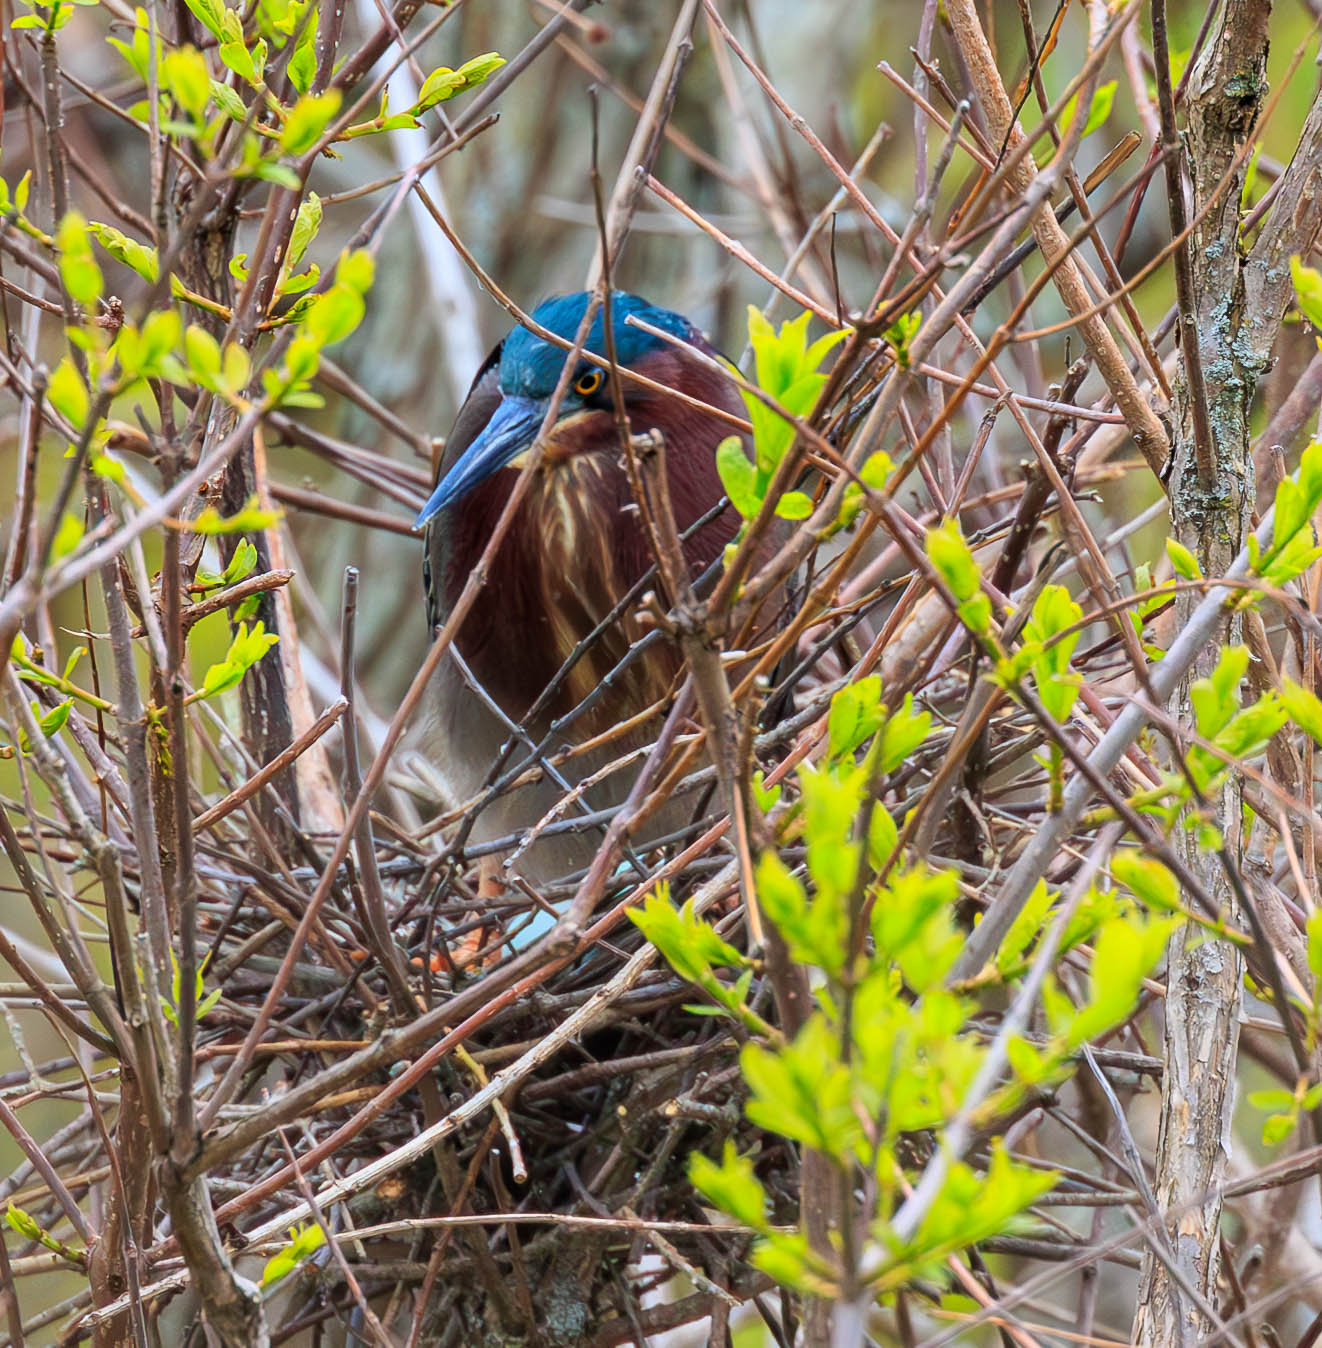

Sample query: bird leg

[448,855,505,971]
[477,853,506,901]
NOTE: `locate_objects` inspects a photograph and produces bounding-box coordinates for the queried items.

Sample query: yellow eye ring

[575,368,604,397]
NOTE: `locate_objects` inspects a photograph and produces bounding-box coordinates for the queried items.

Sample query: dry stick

[1008,20,1318,350]
[635,431,761,947]
[0,1094,92,1244]
[184,751,733,1205]
[703,10,829,307]
[1,684,158,1128]
[1013,3,1169,401]
[191,697,348,834]
[0,1233,25,1348]
[96,497,173,1029]
[760,117,893,332]
[0,921,112,1055]
[919,1144,1322,1348]
[268,483,415,536]
[142,568,295,637]
[39,402,266,603]
[949,503,1278,983]
[3,347,44,594]
[276,1130,396,1348]
[43,1030,151,1348]
[1151,0,1216,486]
[315,357,434,460]
[554,30,735,186]
[1138,6,1299,1343]
[586,0,701,289]
[941,0,1169,475]
[339,568,413,1010]
[669,41,1148,628]
[0,781,128,1063]
[645,175,830,320]
[735,176,1057,619]
[87,860,742,1328]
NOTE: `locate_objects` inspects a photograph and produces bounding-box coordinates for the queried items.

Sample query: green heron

[416,292,747,893]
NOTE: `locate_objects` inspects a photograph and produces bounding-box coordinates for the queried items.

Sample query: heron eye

[575,368,603,397]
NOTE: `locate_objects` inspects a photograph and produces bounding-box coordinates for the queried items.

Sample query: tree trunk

[1136,3,1271,1341]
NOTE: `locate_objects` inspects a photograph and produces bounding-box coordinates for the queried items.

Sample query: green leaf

[1292,255,1322,332]
[163,46,211,119]
[287,18,318,94]
[827,676,883,760]
[88,222,160,283]
[898,1142,1057,1267]
[1165,537,1202,580]
[1056,80,1116,145]
[995,880,1054,977]
[688,1142,768,1231]
[757,849,847,975]
[883,310,920,367]
[38,698,72,737]
[628,885,744,987]
[221,537,259,584]
[107,8,152,80]
[751,769,780,813]
[219,33,259,85]
[252,159,302,190]
[184,324,222,384]
[1024,584,1083,722]
[1289,678,1322,748]
[715,436,760,518]
[957,592,992,635]
[335,247,374,294]
[925,519,980,602]
[305,286,362,346]
[50,513,83,561]
[877,693,932,773]
[210,79,247,121]
[1190,645,1248,741]
[191,495,280,535]
[199,620,279,697]
[183,0,227,40]
[774,489,813,520]
[57,212,103,309]
[738,306,846,475]
[91,453,126,485]
[872,865,962,990]
[743,1017,860,1158]
[47,357,90,429]
[1068,911,1175,1048]
[1307,909,1322,983]
[867,805,897,872]
[280,89,342,155]
[285,191,322,273]
[261,1223,325,1285]
[1248,1088,1296,1113]
[1111,850,1179,912]
[221,341,251,394]
[414,52,506,111]
[5,1204,41,1241]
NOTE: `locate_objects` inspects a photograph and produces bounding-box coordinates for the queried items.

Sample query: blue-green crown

[499,292,699,398]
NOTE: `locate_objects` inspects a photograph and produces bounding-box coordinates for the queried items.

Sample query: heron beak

[414,395,543,529]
